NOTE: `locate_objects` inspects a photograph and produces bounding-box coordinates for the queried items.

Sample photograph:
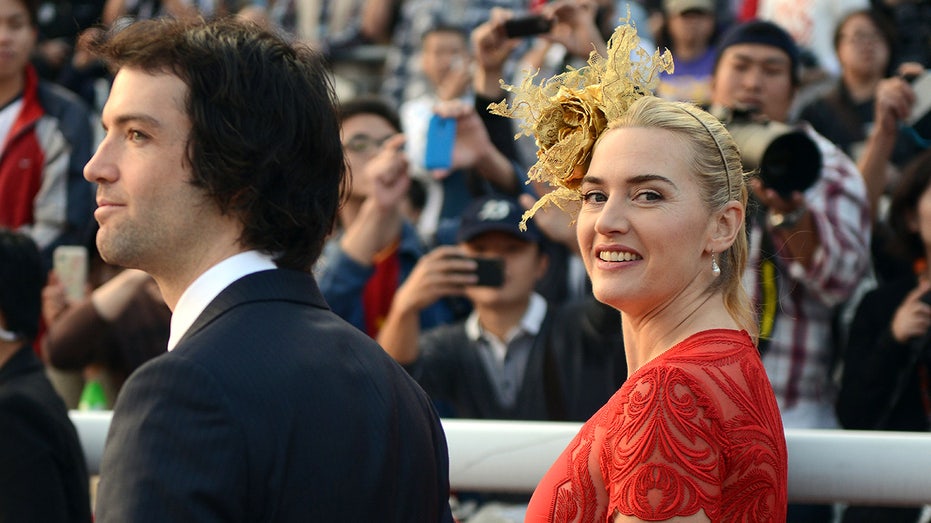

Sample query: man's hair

[87,18,347,271]
[0,229,45,340]
[339,96,402,133]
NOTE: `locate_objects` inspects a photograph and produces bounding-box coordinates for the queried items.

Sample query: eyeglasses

[840,32,884,46]
[343,134,393,155]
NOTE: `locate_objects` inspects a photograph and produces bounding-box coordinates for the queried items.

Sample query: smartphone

[450,255,505,287]
[467,257,505,287]
[424,114,457,170]
[503,15,553,38]
[53,245,88,302]
[474,257,505,287]
[907,72,931,126]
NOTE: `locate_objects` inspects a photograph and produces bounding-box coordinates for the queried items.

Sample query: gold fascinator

[488,19,673,227]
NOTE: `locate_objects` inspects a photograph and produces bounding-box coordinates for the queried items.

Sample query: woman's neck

[621,292,735,375]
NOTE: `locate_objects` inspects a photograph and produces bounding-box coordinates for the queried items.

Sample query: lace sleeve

[602,364,725,521]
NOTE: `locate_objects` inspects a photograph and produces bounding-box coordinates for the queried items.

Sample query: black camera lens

[715,106,823,200]
[756,130,822,199]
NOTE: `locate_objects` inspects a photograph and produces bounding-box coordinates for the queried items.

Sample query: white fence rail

[70,412,931,506]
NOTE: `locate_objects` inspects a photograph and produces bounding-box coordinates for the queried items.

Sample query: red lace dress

[525,329,787,522]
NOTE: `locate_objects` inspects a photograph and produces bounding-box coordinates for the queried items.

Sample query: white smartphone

[907,72,931,126]
[53,245,88,302]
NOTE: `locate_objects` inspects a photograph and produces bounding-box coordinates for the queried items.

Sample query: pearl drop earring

[711,251,721,276]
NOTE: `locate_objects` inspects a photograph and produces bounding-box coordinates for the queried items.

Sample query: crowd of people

[1,0,930,521]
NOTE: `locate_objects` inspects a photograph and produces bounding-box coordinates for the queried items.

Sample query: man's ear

[709,200,744,253]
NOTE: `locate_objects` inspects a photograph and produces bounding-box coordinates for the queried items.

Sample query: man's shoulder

[216,268,328,310]
[0,370,72,444]
[0,350,61,410]
[171,270,391,367]
[420,319,469,344]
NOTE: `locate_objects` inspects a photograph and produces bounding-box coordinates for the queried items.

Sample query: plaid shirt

[743,123,871,429]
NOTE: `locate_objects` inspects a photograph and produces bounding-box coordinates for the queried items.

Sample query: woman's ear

[709,200,744,253]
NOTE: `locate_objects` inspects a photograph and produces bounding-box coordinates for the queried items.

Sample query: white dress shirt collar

[167,250,277,351]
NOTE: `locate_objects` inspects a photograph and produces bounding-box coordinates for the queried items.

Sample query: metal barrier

[70,412,931,506]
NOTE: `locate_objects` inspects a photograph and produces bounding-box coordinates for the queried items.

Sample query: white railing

[70,412,931,506]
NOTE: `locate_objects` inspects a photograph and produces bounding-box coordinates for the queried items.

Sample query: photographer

[709,20,872,523]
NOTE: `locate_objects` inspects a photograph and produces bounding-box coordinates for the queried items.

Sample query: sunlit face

[462,231,547,310]
[576,127,715,315]
[420,30,469,88]
[836,15,889,79]
[84,68,216,276]
[340,113,397,201]
[710,43,795,123]
[0,0,37,83]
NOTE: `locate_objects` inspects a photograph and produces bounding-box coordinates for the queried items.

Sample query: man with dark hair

[0,228,91,522]
[0,0,97,266]
[84,18,453,522]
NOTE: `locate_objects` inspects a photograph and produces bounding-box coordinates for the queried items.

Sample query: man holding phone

[378,194,556,420]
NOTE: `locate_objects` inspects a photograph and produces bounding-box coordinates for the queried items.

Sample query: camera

[711,106,822,199]
[503,15,553,38]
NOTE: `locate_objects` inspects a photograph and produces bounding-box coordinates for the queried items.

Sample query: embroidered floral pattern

[525,330,787,522]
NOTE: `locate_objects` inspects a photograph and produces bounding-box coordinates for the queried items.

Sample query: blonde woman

[491,22,788,523]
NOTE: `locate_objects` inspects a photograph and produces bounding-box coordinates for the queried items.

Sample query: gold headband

[488,18,673,228]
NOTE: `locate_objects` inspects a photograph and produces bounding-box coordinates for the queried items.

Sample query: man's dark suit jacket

[0,345,92,522]
[96,269,453,522]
